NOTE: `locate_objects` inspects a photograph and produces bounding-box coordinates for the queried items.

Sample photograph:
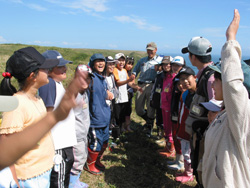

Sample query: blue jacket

[88,72,111,128]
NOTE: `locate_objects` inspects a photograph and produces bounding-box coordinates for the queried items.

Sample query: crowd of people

[0,9,249,188]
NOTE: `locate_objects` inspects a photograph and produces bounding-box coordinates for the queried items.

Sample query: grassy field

[0,44,197,188]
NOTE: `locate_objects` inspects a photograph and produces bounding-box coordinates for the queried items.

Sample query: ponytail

[0,75,17,96]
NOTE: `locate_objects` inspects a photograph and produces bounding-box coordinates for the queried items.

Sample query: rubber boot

[83,148,102,175]
[167,154,184,171]
[95,143,108,171]
[175,160,194,183]
[158,141,176,158]
[69,173,89,188]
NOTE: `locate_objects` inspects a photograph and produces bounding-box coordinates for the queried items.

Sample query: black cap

[175,66,195,79]
[6,47,59,80]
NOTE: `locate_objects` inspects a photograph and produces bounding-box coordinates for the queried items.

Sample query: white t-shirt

[105,76,114,106]
[113,68,129,104]
[51,82,77,150]
[0,167,17,187]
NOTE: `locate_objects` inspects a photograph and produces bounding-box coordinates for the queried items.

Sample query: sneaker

[168,161,184,171]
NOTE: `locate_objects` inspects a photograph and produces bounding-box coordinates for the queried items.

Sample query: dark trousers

[50,147,74,188]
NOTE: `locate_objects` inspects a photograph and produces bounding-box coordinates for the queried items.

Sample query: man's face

[147,48,157,59]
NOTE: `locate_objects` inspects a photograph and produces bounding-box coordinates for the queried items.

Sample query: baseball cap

[146,42,157,50]
[200,99,223,112]
[89,53,105,68]
[182,36,212,56]
[76,64,94,78]
[42,50,72,66]
[115,53,125,60]
[0,96,19,112]
[171,56,185,66]
[161,56,173,64]
[175,66,195,78]
[6,47,59,80]
[209,62,250,94]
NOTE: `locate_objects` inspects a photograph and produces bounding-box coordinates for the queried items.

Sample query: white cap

[0,96,19,112]
[200,99,223,112]
[171,56,185,66]
[115,53,125,60]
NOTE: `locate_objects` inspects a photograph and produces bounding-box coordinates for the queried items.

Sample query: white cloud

[200,27,225,37]
[46,0,108,13]
[33,40,52,45]
[240,25,250,29]
[0,36,7,43]
[114,15,162,32]
[62,41,83,46]
[27,4,47,11]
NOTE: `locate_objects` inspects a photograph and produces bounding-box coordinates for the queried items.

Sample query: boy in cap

[84,53,111,175]
[39,50,77,188]
[113,53,139,133]
[131,42,159,135]
[181,35,215,186]
[170,67,197,183]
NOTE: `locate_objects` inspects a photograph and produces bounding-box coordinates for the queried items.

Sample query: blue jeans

[18,168,52,188]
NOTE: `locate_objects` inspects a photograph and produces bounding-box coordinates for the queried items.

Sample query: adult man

[132,42,161,136]
[182,36,215,187]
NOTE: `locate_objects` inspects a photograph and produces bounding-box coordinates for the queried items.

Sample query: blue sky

[0,0,250,57]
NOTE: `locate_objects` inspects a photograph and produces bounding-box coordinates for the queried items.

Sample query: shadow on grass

[101,120,196,188]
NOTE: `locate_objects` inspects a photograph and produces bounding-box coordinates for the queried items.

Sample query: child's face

[179,74,196,92]
[106,62,115,74]
[94,59,105,74]
[37,69,49,87]
[171,64,183,74]
[162,63,171,72]
[125,62,133,71]
[208,111,219,124]
[177,81,186,93]
[49,65,67,82]
[212,78,223,100]
[116,57,125,70]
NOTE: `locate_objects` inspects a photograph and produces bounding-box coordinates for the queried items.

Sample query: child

[158,56,179,158]
[173,67,197,183]
[39,50,76,188]
[113,53,138,133]
[124,56,135,132]
[0,47,59,187]
[84,53,111,175]
[69,65,93,188]
[151,57,168,141]
[0,67,90,187]
[202,11,250,187]
[104,56,119,140]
